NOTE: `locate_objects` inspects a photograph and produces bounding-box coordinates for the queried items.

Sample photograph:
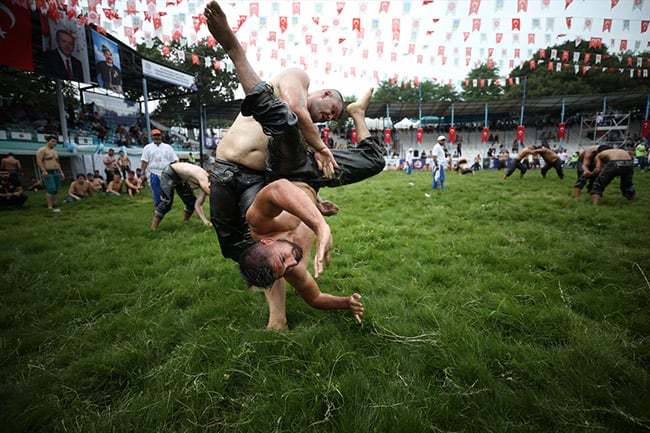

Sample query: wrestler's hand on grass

[313,147,339,179]
[313,225,332,279]
[348,293,363,324]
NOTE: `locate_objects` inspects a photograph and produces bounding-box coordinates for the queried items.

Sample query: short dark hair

[331,89,345,120]
[239,243,276,288]
[45,135,57,142]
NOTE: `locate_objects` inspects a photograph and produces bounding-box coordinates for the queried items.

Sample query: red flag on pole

[517,126,525,142]
[416,128,423,143]
[0,3,34,71]
[558,123,567,139]
[351,128,357,144]
[481,128,489,143]
[449,127,456,143]
[384,128,392,145]
[642,120,649,138]
[323,127,330,144]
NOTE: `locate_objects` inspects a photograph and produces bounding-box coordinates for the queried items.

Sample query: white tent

[393,117,417,129]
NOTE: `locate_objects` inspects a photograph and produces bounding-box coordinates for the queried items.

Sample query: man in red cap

[140,129,179,208]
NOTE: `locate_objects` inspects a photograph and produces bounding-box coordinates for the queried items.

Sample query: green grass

[1,168,649,433]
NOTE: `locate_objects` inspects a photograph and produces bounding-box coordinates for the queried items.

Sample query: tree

[0,67,78,118]
[461,64,504,101]
[373,79,460,103]
[134,38,240,129]
[503,40,650,99]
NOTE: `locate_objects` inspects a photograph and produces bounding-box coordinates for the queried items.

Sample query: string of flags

[5,0,650,89]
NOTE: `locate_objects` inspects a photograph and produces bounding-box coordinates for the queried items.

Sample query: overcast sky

[98,0,650,97]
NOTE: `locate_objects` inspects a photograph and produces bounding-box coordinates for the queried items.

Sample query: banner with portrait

[90,29,124,94]
[32,10,91,84]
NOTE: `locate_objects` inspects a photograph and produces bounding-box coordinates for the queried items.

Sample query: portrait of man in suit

[96,44,123,94]
[43,29,84,82]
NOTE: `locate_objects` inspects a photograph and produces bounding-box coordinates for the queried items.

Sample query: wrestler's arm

[247,179,332,277]
[285,268,363,323]
[277,68,327,151]
[588,155,604,177]
[276,69,338,176]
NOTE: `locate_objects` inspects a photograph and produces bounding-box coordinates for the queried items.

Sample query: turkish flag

[351,128,357,145]
[323,127,329,144]
[481,127,489,143]
[558,123,566,139]
[642,120,649,138]
[469,0,481,15]
[384,128,392,145]
[416,128,423,143]
[0,2,34,71]
[517,126,525,142]
[449,127,456,143]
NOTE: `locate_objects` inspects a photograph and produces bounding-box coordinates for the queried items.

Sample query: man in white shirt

[140,129,179,207]
[431,135,447,190]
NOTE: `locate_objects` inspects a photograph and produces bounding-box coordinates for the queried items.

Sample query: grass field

[1,167,649,433]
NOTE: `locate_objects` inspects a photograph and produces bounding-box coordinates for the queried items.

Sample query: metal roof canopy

[202,91,647,124]
[362,91,647,122]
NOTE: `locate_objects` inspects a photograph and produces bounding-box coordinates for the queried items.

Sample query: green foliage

[504,40,650,99]
[461,63,504,101]
[1,169,649,432]
[373,79,460,104]
[0,67,79,111]
[134,38,240,129]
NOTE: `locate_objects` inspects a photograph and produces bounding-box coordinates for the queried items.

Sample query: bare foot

[317,200,339,216]
[346,87,374,117]
[204,1,240,52]
[266,319,289,331]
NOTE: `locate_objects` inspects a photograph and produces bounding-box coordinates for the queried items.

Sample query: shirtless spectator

[1,153,23,185]
[124,170,143,197]
[87,173,105,192]
[65,174,93,202]
[103,148,120,183]
[36,135,65,210]
[105,172,122,196]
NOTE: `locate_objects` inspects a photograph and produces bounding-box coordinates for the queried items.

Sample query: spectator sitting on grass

[105,173,122,196]
[0,169,27,209]
[65,173,93,202]
[124,170,143,197]
[87,173,105,192]
[26,176,44,192]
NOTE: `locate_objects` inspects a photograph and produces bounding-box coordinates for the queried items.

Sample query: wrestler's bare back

[216,68,308,172]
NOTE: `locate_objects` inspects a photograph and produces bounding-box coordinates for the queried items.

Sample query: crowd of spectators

[0,101,188,150]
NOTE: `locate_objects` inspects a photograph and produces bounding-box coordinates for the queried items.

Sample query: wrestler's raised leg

[204,1,260,94]
[346,88,374,142]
